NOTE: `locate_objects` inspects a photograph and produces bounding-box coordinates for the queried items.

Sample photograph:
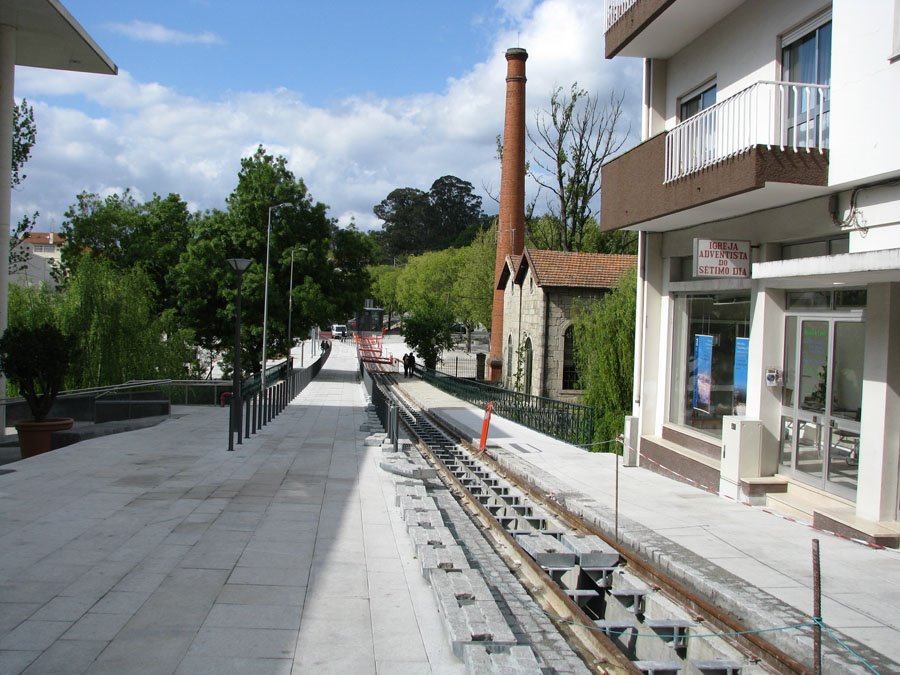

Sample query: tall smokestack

[488,47,528,381]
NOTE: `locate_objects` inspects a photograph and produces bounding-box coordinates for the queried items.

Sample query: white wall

[829,0,900,186]
[662,0,829,128]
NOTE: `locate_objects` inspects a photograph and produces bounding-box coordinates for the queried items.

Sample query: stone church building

[497,247,636,401]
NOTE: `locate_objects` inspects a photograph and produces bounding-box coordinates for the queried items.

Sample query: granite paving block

[514,532,577,569]
[559,533,621,568]
[419,542,472,577]
[216,584,306,607]
[428,568,517,658]
[0,602,42,633]
[202,603,302,630]
[63,611,132,641]
[395,483,428,506]
[187,626,298,659]
[21,638,107,675]
[174,655,293,674]
[0,619,72,651]
[464,644,543,674]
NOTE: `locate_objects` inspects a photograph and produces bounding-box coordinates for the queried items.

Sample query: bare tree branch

[527,84,629,251]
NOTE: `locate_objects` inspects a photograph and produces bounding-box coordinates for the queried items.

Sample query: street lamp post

[261,203,291,414]
[287,248,294,367]
[226,257,252,451]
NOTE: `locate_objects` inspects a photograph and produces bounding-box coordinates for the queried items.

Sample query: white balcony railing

[605,0,638,31]
[664,80,830,183]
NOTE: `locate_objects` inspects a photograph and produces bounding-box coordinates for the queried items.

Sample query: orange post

[478,401,494,453]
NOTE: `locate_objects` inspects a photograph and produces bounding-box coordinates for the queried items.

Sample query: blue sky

[14,0,640,231]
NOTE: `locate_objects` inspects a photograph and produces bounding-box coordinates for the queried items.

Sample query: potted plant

[0,323,75,458]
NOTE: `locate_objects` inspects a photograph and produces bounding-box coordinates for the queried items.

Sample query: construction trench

[360,368,879,675]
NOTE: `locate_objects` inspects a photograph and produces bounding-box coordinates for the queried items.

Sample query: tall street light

[226,257,252,451]
[287,245,308,369]
[261,203,291,400]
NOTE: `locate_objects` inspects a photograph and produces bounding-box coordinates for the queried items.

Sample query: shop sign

[693,239,751,278]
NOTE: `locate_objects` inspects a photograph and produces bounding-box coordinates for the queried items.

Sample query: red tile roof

[520,248,636,289]
[23,232,65,245]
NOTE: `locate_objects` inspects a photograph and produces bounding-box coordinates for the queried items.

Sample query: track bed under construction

[366,371,831,675]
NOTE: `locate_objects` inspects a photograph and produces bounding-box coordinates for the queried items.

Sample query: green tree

[173,145,373,375]
[580,219,638,255]
[396,248,461,369]
[369,264,404,330]
[372,176,484,258]
[59,190,193,310]
[452,223,495,338]
[56,258,195,387]
[372,187,430,258]
[9,99,39,276]
[427,175,484,250]
[573,268,636,449]
[529,84,628,252]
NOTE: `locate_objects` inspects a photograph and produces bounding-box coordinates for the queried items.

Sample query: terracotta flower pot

[15,418,74,459]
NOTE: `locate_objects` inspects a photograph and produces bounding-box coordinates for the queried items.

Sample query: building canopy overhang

[0,0,117,74]
[754,248,900,289]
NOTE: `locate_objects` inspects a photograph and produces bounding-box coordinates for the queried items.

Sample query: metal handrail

[0,379,175,407]
[665,80,830,183]
[604,0,637,31]
[421,368,594,448]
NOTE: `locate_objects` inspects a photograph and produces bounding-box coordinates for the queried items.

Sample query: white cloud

[106,20,223,46]
[13,0,640,234]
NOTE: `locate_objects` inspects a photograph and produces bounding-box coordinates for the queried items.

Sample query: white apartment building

[601,0,900,546]
[10,232,63,288]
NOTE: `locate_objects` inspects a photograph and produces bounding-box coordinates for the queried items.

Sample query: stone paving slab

[0,341,464,674]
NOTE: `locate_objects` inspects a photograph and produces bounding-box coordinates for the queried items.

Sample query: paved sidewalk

[0,340,462,674]
[396,377,900,673]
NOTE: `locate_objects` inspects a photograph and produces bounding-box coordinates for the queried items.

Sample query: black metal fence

[420,367,594,448]
[435,355,479,379]
[226,345,330,449]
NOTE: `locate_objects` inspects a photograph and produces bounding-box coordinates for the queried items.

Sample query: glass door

[780,315,862,499]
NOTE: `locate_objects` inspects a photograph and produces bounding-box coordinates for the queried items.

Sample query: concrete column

[746,283,785,474]
[636,232,664,440]
[856,282,900,522]
[0,24,15,434]
[488,48,528,381]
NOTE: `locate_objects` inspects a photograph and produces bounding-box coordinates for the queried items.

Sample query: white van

[332,324,348,338]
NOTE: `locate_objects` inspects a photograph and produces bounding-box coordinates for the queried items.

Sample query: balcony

[600,81,830,232]
[604,0,745,59]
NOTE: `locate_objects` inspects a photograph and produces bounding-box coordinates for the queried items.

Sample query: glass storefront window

[669,292,751,438]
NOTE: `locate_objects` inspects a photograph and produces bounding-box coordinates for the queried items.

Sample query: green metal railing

[421,368,594,448]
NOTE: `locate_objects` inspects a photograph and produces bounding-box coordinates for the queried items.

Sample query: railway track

[371,371,806,675]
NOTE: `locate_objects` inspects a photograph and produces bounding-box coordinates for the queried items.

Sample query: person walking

[408,352,416,378]
[401,353,409,377]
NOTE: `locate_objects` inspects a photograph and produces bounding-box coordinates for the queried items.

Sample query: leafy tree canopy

[59,190,193,311]
[573,267,637,449]
[173,145,377,374]
[372,175,484,258]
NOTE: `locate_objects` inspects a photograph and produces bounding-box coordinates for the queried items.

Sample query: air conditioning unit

[719,416,762,501]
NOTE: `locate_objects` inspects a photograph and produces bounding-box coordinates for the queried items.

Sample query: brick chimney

[488,47,528,381]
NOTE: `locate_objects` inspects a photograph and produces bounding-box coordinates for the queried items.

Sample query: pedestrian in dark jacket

[408,352,416,377]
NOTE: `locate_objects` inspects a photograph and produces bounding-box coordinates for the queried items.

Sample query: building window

[668,292,751,438]
[506,334,513,387]
[782,14,832,147]
[523,337,533,394]
[562,325,579,390]
[679,82,716,122]
[782,235,848,260]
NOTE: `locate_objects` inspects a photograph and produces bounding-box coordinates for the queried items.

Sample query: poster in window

[693,334,713,413]
[733,337,749,415]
